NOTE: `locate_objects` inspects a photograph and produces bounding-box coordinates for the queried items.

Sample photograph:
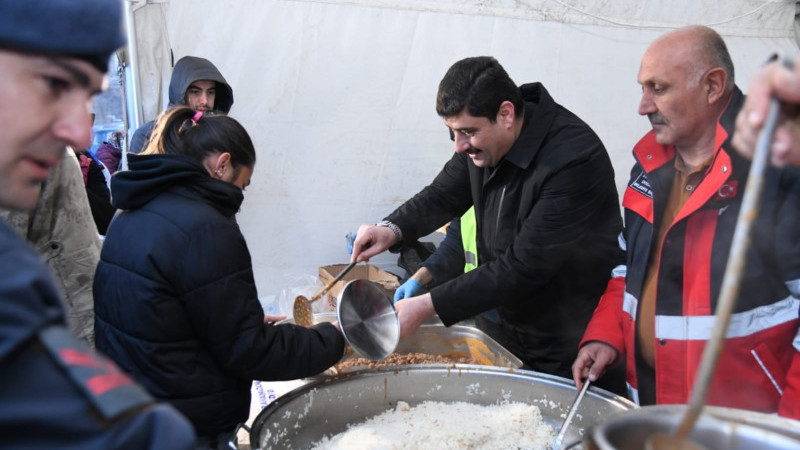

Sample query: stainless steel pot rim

[251,364,637,428]
[272,364,636,402]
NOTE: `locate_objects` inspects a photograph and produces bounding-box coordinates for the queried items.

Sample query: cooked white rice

[311,400,554,449]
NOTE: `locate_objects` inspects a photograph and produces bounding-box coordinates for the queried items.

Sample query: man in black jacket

[352,56,625,384]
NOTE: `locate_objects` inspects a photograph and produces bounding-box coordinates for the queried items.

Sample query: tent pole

[123,0,144,133]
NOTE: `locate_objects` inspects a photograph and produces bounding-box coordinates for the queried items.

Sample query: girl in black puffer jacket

[94,107,345,446]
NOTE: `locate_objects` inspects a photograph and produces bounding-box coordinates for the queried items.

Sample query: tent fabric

[298,0,795,38]
[130,0,799,301]
[132,1,171,126]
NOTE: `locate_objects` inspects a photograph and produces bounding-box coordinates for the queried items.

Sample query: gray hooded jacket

[129,56,233,154]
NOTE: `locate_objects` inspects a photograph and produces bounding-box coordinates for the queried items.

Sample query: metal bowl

[337,279,399,360]
[248,365,636,449]
[587,404,800,450]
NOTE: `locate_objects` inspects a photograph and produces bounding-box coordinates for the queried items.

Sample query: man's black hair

[436,56,523,122]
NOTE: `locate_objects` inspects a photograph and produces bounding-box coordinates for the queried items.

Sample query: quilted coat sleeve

[178,219,345,381]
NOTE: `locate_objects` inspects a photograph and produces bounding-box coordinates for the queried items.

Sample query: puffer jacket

[130,56,234,154]
[387,83,624,378]
[580,87,800,419]
[94,154,344,437]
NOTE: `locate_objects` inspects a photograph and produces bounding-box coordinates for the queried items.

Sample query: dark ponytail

[142,106,256,171]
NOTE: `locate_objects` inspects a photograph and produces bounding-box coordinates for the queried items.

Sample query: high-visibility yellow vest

[462,206,478,272]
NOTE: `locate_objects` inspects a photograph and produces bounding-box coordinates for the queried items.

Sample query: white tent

[124,0,800,308]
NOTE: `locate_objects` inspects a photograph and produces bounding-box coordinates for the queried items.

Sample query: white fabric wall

[131,2,171,127]
[134,0,799,303]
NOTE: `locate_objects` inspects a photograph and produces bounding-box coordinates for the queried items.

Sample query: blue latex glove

[346,231,357,254]
[394,278,422,303]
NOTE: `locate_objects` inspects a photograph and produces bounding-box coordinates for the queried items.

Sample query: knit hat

[0,0,126,72]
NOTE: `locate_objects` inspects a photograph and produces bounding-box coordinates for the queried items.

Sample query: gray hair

[688,26,735,91]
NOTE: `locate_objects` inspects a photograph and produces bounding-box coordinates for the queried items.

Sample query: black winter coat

[94,154,344,437]
[387,83,624,377]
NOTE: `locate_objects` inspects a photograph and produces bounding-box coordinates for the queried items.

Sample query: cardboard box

[318,263,400,308]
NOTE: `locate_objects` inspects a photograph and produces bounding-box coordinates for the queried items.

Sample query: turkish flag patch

[712,180,738,201]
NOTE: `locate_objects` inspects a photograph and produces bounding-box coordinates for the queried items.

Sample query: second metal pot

[587,404,800,450]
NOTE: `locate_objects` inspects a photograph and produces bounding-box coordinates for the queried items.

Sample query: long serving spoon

[645,56,790,450]
[552,379,591,450]
[293,261,358,327]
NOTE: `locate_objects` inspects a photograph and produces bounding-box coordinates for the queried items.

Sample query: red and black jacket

[581,87,800,418]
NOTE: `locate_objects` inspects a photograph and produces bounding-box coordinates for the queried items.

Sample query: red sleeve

[579,276,626,354]
[778,341,800,419]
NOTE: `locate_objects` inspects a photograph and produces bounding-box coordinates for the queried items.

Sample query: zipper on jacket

[751,349,784,395]
[494,184,507,249]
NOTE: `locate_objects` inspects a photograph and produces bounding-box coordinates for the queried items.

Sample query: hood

[168,56,234,113]
[111,153,243,217]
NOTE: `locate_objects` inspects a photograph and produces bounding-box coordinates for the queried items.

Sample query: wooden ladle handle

[310,261,357,303]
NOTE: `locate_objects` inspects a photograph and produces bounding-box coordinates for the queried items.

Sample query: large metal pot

[586,404,800,450]
[248,365,636,449]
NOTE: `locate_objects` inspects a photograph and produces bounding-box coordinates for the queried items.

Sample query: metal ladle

[645,63,786,450]
[552,379,591,450]
[293,261,357,327]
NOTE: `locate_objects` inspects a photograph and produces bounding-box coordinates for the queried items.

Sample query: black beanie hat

[0,0,126,72]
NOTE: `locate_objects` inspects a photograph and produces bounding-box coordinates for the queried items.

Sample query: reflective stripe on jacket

[461,206,478,272]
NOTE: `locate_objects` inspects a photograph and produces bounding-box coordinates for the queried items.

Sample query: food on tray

[311,400,554,449]
[334,352,479,371]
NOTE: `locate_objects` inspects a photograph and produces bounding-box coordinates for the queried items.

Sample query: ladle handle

[675,58,788,438]
[553,379,591,450]
[310,261,357,302]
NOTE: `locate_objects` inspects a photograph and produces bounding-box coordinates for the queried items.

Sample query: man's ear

[497,101,516,128]
[704,67,727,104]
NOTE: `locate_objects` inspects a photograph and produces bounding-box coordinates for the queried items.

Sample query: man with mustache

[351,56,624,389]
[0,0,197,446]
[130,55,233,154]
[572,26,800,419]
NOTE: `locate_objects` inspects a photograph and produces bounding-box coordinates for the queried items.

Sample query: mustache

[648,113,669,126]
